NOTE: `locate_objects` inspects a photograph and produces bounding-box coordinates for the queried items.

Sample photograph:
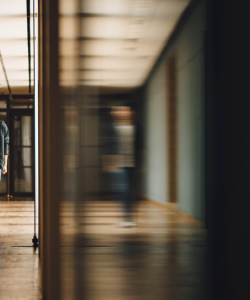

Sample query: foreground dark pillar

[38,0,62,299]
[207,1,250,299]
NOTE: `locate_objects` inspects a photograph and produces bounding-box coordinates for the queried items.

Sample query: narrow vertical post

[39,0,61,298]
[32,0,38,248]
[166,54,178,205]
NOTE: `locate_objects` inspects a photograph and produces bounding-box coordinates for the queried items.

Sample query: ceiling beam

[0,94,34,100]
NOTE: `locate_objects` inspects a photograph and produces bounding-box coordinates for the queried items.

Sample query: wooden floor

[0,199,207,300]
[60,200,207,300]
[0,200,41,300]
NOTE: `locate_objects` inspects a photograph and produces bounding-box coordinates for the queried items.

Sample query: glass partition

[12,114,34,193]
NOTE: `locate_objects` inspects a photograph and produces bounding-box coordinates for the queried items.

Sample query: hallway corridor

[0,200,41,300]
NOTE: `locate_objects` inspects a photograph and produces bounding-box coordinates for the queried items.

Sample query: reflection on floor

[0,199,41,300]
[61,200,207,300]
[0,199,207,300]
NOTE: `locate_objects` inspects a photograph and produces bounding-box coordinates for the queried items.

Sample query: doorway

[10,110,34,196]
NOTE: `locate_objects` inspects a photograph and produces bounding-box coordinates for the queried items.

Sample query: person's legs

[127,168,136,223]
[119,168,129,221]
[111,168,136,226]
[121,168,136,224]
[109,168,128,216]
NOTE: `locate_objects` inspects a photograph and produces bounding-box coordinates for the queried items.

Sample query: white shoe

[124,221,137,227]
[129,222,137,227]
[117,222,127,227]
[116,221,137,227]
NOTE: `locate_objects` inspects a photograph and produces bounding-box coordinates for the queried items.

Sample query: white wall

[144,0,206,220]
[145,63,167,205]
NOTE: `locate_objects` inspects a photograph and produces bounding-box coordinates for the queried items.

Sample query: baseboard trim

[146,198,205,228]
[178,211,205,228]
[146,198,177,212]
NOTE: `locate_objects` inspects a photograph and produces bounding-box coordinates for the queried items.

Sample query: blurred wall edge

[207,0,250,299]
[38,0,62,299]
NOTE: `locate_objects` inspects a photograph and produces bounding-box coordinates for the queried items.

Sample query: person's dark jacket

[101,117,119,156]
[0,121,9,168]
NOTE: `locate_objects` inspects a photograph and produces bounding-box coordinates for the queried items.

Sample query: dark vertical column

[166,54,178,203]
[207,0,250,299]
[38,0,62,299]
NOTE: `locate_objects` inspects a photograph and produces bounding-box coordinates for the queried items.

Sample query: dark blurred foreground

[37,0,250,300]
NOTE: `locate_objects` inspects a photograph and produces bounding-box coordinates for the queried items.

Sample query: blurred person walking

[101,106,142,227]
